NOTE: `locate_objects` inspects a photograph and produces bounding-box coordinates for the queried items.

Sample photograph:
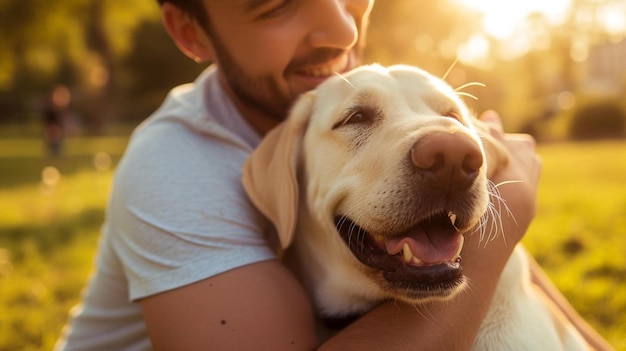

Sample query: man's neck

[217,74,283,137]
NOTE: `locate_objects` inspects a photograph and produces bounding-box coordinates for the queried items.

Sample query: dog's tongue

[385,222,462,265]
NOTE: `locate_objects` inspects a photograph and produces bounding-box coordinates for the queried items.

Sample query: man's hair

[157,0,211,34]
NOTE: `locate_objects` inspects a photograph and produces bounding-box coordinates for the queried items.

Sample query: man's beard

[212,37,292,121]
[208,26,363,122]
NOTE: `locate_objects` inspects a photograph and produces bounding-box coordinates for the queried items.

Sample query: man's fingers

[478,110,504,134]
[504,133,537,147]
[477,109,541,184]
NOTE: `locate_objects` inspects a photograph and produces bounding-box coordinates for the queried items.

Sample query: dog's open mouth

[335,211,465,298]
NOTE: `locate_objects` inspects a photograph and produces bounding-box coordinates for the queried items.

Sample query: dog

[243,64,589,350]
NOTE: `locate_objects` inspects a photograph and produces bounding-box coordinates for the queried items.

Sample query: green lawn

[0,138,624,350]
[524,141,626,349]
[0,137,125,351]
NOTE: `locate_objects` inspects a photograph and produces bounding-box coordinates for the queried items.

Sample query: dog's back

[473,247,588,350]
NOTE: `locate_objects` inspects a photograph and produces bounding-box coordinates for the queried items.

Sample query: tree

[366,0,482,74]
[0,0,160,133]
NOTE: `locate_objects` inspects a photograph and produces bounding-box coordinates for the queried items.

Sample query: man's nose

[306,0,358,49]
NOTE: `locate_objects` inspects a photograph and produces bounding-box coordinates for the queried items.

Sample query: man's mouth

[296,54,350,78]
[334,211,466,296]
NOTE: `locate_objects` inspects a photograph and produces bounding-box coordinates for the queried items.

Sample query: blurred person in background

[42,84,70,158]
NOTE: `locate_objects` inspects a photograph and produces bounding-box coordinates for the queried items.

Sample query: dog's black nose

[411,131,483,191]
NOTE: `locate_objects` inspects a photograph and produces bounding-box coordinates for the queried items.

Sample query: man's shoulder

[131,66,257,154]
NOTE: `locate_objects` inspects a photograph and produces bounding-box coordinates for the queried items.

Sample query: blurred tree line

[0,0,203,135]
[1,0,624,138]
[366,0,626,139]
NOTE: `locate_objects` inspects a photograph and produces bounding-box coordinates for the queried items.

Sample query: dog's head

[243,64,508,314]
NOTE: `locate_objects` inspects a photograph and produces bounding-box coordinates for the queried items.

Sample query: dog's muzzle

[332,131,485,301]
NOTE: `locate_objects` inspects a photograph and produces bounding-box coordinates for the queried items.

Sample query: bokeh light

[41,166,61,187]
[455,0,571,39]
[93,152,112,171]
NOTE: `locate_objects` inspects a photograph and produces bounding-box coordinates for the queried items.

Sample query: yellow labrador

[243,64,588,350]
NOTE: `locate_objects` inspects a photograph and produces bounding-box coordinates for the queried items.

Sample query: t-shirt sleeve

[107,120,275,301]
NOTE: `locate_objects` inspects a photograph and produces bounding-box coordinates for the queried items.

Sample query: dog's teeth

[448,211,457,226]
[455,235,465,258]
[402,243,413,263]
[401,243,423,265]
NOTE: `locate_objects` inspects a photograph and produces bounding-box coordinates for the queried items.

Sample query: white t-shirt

[55,66,276,351]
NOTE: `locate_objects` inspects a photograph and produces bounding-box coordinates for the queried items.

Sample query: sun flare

[455,0,626,66]
[455,0,571,39]
[453,0,573,66]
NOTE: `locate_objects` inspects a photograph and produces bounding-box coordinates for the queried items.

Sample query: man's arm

[141,235,515,351]
[141,260,319,350]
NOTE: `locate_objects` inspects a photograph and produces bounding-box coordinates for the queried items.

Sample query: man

[55,1,608,350]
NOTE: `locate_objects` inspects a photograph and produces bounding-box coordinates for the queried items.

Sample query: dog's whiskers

[485,182,505,246]
[337,213,369,253]
[336,215,352,247]
[357,226,367,252]
[411,302,440,326]
[474,180,518,248]
[441,59,487,101]
[491,180,519,228]
[486,201,504,246]
[441,57,460,82]
[493,179,524,189]
[456,91,480,101]
[455,82,486,101]
[455,81,486,91]
[333,72,355,89]
[348,218,359,249]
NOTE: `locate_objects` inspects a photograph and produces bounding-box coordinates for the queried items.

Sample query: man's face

[201,0,374,121]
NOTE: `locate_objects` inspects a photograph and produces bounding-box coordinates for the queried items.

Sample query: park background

[1,0,625,349]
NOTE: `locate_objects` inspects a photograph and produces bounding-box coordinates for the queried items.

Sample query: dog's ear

[472,118,510,178]
[242,92,316,253]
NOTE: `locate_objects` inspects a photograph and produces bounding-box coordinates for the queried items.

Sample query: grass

[523,141,626,349]
[0,137,624,350]
[0,137,125,351]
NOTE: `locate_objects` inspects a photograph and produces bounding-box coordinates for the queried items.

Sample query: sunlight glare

[598,2,626,39]
[455,0,571,39]
[458,35,491,66]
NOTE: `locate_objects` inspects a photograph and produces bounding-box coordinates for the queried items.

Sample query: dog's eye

[333,107,378,129]
[346,111,368,124]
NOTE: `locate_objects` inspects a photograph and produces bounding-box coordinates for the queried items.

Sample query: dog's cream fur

[243,64,588,350]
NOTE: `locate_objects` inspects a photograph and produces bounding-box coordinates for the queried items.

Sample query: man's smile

[296,54,350,77]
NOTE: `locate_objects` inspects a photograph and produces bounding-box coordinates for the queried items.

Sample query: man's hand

[480,110,541,245]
